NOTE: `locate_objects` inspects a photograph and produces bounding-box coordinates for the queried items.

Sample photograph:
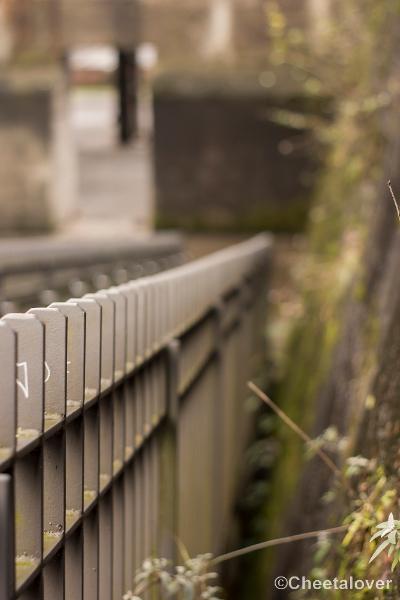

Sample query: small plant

[123,554,222,600]
[248,381,399,595]
[369,513,400,571]
[122,383,400,599]
[305,425,349,460]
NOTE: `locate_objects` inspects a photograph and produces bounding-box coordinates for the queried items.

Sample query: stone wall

[0,70,78,233]
[140,0,330,72]
[4,0,139,60]
[2,0,330,65]
[153,79,322,233]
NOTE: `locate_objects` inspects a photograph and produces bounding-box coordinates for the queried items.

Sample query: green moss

[156,199,311,235]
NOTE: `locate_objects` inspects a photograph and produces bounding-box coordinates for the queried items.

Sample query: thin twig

[247,381,343,481]
[134,577,159,596]
[213,525,347,565]
[388,180,400,223]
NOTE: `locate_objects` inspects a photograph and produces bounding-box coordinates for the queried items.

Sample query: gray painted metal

[0,324,16,467]
[0,233,183,311]
[85,293,115,392]
[50,303,85,415]
[0,234,271,599]
[0,475,14,600]
[68,299,101,403]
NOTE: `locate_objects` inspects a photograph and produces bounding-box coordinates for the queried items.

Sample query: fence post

[158,339,180,561]
[0,474,14,600]
[211,301,226,554]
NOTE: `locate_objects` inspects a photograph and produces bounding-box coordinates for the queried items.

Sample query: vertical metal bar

[123,462,134,594]
[2,314,44,450]
[119,284,136,373]
[68,299,101,403]
[124,381,135,463]
[2,315,44,591]
[133,456,143,573]
[84,293,115,393]
[150,435,159,556]
[142,446,151,565]
[83,407,99,510]
[112,479,124,600]
[43,433,65,557]
[66,419,84,531]
[99,493,112,600]
[0,474,14,600]
[65,529,83,600]
[28,308,67,430]
[103,288,126,383]
[113,389,124,477]
[50,302,85,416]
[43,552,64,600]
[135,374,144,448]
[83,509,99,600]
[0,324,16,467]
[14,448,42,589]
[158,340,180,560]
[99,396,113,492]
[211,302,225,554]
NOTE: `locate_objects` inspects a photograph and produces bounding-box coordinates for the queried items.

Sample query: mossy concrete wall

[255,98,400,600]
[154,80,323,233]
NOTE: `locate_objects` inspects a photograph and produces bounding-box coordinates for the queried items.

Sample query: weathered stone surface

[153,79,322,232]
[3,0,330,68]
[0,71,77,233]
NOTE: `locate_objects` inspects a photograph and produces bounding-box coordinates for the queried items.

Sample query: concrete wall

[2,0,330,65]
[140,0,330,72]
[154,83,322,233]
[4,0,139,59]
[0,71,78,233]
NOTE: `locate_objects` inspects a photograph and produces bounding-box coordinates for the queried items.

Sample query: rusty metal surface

[0,234,271,600]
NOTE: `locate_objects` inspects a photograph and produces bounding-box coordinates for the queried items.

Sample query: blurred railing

[0,233,184,315]
[0,234,271,600]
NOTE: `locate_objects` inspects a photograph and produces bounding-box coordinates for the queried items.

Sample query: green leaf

[391,556,399,571]
[378,527,394,538]
[370,531,382,542]
[369,539,391,564]
[388,530,397,545]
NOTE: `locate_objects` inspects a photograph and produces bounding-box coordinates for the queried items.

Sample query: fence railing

[0,233,271,600]
[0,233,183,314]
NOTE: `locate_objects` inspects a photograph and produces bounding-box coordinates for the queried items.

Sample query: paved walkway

[67,87,154,237]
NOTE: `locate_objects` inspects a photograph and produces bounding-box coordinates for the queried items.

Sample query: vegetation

[235,1,400,597]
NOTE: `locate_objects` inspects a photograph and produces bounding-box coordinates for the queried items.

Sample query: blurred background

[2,1,400,598]
[0,0,325,241]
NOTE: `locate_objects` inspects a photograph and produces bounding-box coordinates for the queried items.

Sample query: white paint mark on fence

[44,361,51,383]
[16,361,29,399]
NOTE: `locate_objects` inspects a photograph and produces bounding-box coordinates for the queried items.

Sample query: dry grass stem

[388,180,400,222]
[247,381,344,480]
[213,525,347,565]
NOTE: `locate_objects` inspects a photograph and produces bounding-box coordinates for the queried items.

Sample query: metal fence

[0,233,183,314]
[0,234,271,600]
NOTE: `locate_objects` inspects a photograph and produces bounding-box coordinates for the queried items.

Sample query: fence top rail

[0,233,271,465]
[0,232,183,276]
